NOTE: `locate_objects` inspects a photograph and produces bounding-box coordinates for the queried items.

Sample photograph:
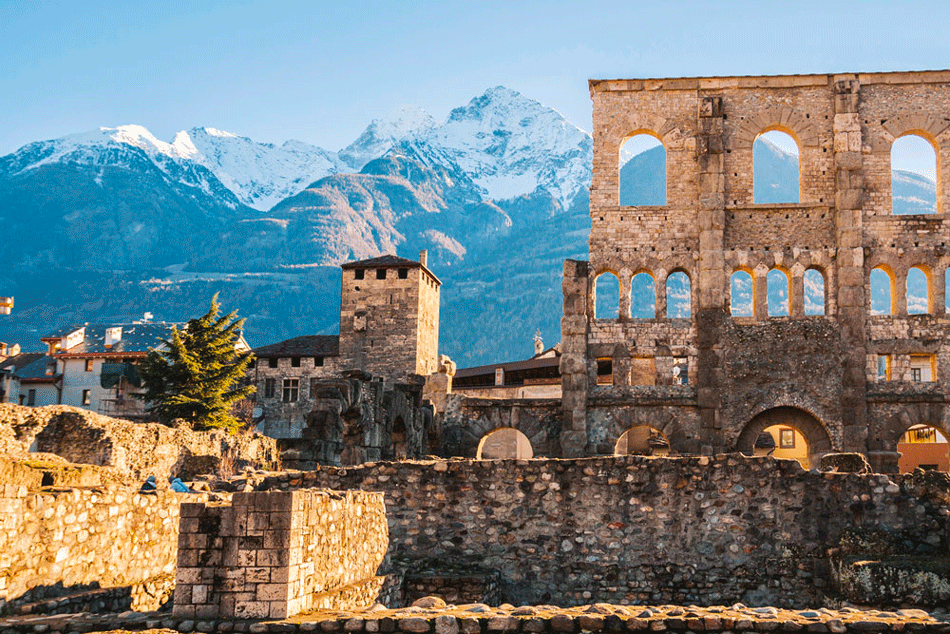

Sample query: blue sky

[2,0,949,157]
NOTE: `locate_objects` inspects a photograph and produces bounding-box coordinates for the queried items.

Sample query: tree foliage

[137,295,255,432]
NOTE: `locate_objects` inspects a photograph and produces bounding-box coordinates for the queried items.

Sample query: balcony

[98,396,146,418]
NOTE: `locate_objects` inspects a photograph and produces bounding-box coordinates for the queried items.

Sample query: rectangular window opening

[81,389,91,406]
[310,377,320,397]
[596,358,613,386]
[877,354,891,381]
[282,378,299,403]
[85,359,94,372]
[354,269,365,280]
[673,358,689,385]
[780,428,796,449]
[314,356,324,367]
[27,389,35,406]
[291,357,301,368]
[264,378,276,399]
[398,268,409,279]
[910,354,935,382]
[268,357,278,369]
[376,269,387,280]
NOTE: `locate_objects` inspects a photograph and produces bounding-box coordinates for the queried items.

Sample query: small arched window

[870,267,895,315]
[730,270,754,317]
[803,269,825,316]
[907,266,930,314]
[619,133,666,205]
[666,271,691,318]
[891,134,937,215]
[754,130,800,204]
[594,272,620,319]
[767,269,790,317]
[630,272,656,318]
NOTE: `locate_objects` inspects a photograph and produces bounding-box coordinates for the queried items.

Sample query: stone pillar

[933,267,946,316]
[833,75,870,453]
[173,490,387,620]
[560,259,590,457]
[695,95,727,454]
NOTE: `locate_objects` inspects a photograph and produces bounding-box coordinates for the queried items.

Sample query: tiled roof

[0,353,46,374]
[253,335,340,358]
[454,353,561,380]
[16,355,59,381]
[43,322,183,356]
[341,255,420,269]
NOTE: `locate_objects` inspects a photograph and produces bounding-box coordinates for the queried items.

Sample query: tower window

[315,356,324,367]
[398,268,409,279]
[354,269,365,280]
[268,357,278,368]
[291,356,301,367]
[376,269,387,280]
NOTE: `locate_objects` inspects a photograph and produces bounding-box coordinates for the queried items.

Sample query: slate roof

[42,322,183,357]
[253,335,340,359]
[0,353,58,382]
[340,255,420,269]
[454,353,561,380]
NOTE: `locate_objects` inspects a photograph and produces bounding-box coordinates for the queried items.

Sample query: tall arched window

[666,271,691,318]
[619,133,666,205]
[754,130,800,204]
[630,272,656,318]
[892,134,937,215]
[731,270,754,317]
[870,267,895,315]
[767,269,790,317]
[594,272,620,319]
[907,266,930,314]
[803,268,825,316]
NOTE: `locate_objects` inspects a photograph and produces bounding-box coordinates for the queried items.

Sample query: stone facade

[559,71,950,470]
[338,253,440,381]
[249,456,950,609]
[173,489,387,620]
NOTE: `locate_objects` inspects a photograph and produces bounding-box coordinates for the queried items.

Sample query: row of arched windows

[594,271,691,319]
[619,131,938,214]
[594,265,950,319]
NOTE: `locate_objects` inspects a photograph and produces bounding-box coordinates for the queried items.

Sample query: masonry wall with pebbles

[249,455,950,608]
[0,484,199,612]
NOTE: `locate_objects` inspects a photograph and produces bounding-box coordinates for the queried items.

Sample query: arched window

[477,427,533,460]
[754,130,800,204]
[767,269,790,317]
[870,267,895,315]
[892,134,937,215]
[666,271,691,318]
[803,269,825,316]
[907,266,930,314]
[730,270,754,317]
[630,272,656,318]
[594,272,620,319]
[614,426,671,456]
[619,133,666,205]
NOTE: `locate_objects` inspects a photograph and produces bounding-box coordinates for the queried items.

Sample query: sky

[2,0,950,164]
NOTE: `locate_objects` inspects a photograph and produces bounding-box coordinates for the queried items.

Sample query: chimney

[105,326,123,348]
[419,250,428,267]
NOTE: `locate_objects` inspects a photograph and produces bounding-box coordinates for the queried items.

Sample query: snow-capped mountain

[402,86,592,209]
[340,106,437,170]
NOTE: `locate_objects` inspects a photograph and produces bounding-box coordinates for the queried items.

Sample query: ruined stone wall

[279,374,433,468]
[567,71,950,467]
[0,484,193,612]
[173,490,386,620]
[338,264,440,382]
[253,456,950,608]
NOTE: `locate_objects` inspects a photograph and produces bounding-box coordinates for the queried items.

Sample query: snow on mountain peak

[340,105,437,170]
[416,86,592,207]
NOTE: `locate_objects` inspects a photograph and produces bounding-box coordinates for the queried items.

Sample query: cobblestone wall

[251,456,950,609]
[0,484,196,612]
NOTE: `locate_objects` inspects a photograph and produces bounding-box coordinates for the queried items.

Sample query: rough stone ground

[1,601,949,634]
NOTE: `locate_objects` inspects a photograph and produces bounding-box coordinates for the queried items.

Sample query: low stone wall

[0,483,203,612]
[0,404,281,482]
[174,489,388,620]
[0,601,946,633]
[247,456,950,608]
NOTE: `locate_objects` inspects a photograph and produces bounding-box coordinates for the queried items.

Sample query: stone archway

[736,406,834,468]
[873,404,950,473]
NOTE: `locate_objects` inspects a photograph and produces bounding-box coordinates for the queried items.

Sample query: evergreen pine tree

[137,295,255,432]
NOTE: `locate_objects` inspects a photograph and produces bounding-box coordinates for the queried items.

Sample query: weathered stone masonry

[561,71,950,470]
[252,456,950,609]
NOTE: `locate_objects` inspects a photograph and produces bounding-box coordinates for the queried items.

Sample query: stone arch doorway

[736,407,833,469]
[614,425,671,456]
[875,405,950,473]
[476,427,533,460]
